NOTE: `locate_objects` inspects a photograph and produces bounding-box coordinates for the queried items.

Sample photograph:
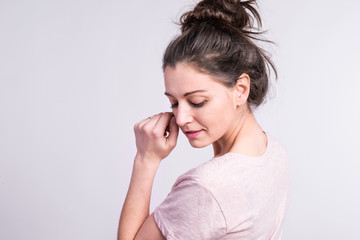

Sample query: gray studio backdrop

[1,0,359,239]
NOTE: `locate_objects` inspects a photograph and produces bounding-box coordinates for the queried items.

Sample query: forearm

[118,153,160,240]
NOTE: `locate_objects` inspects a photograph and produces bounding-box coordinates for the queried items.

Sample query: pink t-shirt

[154,133,291,240]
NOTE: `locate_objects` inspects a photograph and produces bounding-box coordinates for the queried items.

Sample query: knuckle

[142,125,150,133]
[150,129,159,137]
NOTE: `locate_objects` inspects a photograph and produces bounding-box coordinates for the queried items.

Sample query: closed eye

[170,101,207,109]
[191,101,206,107]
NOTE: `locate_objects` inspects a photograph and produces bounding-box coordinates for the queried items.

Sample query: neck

[212,104,263,157]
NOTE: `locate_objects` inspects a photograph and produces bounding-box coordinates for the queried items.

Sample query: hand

[134,112,179,164]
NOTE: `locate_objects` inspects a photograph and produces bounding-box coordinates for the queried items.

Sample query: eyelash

[170,101,207,109]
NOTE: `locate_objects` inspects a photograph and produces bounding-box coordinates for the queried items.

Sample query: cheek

[199,102,234,131]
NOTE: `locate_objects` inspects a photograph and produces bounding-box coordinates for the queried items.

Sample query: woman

[118,0,290,239]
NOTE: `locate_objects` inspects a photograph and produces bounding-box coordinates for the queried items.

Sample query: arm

[118,154,163,240]
[118,112,179,240]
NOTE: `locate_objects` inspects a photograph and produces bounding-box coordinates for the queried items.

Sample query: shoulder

[173,153,233,190]
[266,134,290,176]
[174,133,289,187]
[268,134,288,157]
[154,168,227,239]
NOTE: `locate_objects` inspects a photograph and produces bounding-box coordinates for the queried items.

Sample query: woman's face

[164,63,240,148]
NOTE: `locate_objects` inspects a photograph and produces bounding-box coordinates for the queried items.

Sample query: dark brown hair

[163,0,277,107]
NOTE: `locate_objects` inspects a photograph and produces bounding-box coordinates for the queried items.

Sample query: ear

[233,73,250,107]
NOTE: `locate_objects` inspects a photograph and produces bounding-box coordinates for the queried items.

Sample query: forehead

[164,63,224,96]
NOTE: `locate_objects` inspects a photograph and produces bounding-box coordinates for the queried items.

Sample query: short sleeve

[153,179,227,240]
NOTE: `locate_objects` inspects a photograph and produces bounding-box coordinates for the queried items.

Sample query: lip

[184,130,202,139]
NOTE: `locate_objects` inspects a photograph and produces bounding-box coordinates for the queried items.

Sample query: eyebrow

[164,90,207,97]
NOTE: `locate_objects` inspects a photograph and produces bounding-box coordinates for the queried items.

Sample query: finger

[138,116,151,124]
[136,118,151,130]
[154,112,173,133]
[138,113,161,128]
[152,112,165,128]
[167,116,179,146]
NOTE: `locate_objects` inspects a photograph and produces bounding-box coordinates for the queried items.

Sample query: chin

[188,140,211,149]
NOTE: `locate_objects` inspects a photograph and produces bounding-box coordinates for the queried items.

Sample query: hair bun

[180,0,261,33]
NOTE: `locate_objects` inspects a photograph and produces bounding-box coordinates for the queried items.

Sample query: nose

[173,103,193,127]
